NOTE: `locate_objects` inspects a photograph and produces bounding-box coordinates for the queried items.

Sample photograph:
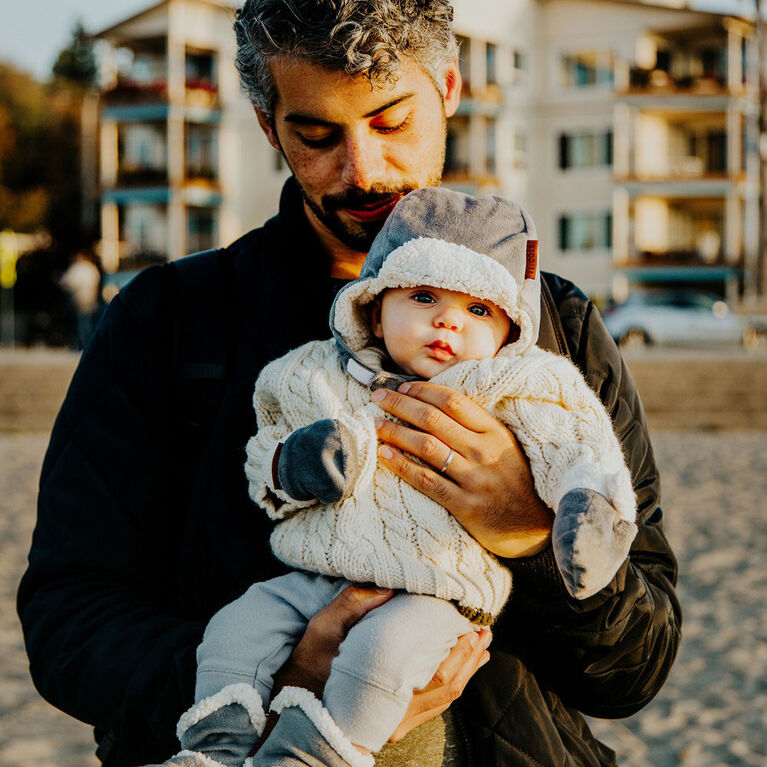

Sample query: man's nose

[340,132,383,189]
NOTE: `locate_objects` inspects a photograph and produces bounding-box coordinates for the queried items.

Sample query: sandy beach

[2,429,766,766]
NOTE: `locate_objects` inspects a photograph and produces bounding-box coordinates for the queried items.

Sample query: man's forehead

[269,55,432,117]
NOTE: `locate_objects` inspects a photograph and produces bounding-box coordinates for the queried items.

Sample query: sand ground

[2,429,766,766]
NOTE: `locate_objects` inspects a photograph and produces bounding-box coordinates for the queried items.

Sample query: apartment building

[92,0,763,303]
[445,0,759,302]
[95,0,288,271]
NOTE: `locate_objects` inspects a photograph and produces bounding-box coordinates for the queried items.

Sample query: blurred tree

[0,23,98,249]
[0,64,53,234]
[52,21,97,89]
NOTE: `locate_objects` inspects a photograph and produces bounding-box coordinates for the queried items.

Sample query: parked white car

[602,289,754,349]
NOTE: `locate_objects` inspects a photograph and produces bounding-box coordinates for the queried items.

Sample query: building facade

[95,0,288,272]
[92,0,764,303]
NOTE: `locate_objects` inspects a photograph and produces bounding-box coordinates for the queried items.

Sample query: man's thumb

[331,585,394,634]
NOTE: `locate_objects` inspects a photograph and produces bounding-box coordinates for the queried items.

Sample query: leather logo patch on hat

[525,240,538,280]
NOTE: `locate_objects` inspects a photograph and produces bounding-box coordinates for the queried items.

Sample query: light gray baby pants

[196,571,474,753]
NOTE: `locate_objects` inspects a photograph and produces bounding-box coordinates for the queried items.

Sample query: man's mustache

[321,184,416,213]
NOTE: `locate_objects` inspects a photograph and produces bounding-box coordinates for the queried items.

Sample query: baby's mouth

[427,340,455,360]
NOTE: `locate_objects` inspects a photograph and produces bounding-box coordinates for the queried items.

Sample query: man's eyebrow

[283,94,415,126]
[363,94,414,118]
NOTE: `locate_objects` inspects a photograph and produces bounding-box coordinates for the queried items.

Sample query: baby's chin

[409,356,467,379]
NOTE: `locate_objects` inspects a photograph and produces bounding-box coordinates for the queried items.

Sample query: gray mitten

[553,488,638,600]
[278,419,359,504]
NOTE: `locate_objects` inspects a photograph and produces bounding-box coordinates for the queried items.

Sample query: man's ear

[256,108,282,151]
[442,58,462,119]
[370,298,384,339]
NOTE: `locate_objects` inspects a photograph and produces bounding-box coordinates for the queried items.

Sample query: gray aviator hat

[330,187,541,387]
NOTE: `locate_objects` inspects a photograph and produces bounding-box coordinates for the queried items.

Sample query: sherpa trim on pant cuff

[270,686,374,767]
[173,749,230,767]
[176,683,266,741]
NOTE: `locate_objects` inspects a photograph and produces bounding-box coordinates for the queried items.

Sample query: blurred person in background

[59,251,102,349]
[17,1,681,766]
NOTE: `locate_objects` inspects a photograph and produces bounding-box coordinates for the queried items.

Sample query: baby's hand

[277,419,358,503]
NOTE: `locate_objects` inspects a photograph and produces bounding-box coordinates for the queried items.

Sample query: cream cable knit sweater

[244,338,635,622]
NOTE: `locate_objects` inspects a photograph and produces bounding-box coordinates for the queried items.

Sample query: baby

[169,188,638,767]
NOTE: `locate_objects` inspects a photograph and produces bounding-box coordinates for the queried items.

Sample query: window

[558,130,612,170]
[186,50,217,90]
[486,42,497,86]
[187,207,218,253]
[558,212,612,251]
[186,125,218,180]
[487,120,496,175]
[561,52,614,88]
[511,49,527,86]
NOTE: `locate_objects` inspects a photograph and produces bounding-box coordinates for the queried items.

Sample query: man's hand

[258,585,492,752]
[372,381,553,558]
[389,628,491,743]
[271,584,394,699]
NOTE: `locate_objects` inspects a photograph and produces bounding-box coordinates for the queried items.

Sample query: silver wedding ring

[439,449,455,474]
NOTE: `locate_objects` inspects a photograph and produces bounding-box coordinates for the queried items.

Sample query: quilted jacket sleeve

[16,265,205,766]
[500,275,682,718]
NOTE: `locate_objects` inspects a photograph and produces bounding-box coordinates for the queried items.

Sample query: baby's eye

[469,304,491,316]
[412,292,435,304]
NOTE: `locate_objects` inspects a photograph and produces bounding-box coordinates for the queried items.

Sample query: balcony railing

[615,250,728,269]
[622,67,729,95]
[185,164,218,182]
[116,166,169,187]
[103,78,168,104]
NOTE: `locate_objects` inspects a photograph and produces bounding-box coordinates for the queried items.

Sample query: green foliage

[52,21,97,88]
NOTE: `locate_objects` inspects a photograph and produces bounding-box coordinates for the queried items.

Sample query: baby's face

[370,286,512,378]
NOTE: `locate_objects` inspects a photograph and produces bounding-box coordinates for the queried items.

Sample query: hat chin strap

[347,357,376,386]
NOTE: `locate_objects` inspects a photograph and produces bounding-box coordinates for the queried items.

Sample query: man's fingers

[429,629,491,691]
[372,387,478,452]
[388,629,492,743]
[375,418,468,477]
[378,444,463,508]
[313,584,394,637]
[394,381,495,432]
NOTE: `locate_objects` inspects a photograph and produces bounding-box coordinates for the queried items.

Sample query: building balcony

[117,166,169,187]
[185,164,218,183]
[613,252,738,287]
[185,79,219,110]
[623,67,730,95]
[102,78,168,105]
[615,173,738,198]
[615,250,730,269]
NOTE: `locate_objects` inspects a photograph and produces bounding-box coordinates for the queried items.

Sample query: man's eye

[297,131,339,148]
[469,304,491,316]
[373,114,411,135]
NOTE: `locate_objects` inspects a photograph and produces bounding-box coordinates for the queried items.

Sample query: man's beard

[286,135,445,251]
[303,182,433,252]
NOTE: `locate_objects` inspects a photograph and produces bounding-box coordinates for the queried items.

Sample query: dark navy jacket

[18,179,681,766]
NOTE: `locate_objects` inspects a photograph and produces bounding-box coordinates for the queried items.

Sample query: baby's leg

[178,572,349,767]
[554,488,638,599]
[324,592,474,752]
[195,571,348,702]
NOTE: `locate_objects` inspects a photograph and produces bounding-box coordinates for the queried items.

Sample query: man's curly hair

[234,0,457,118]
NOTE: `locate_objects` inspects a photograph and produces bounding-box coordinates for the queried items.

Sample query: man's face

[258,56,461,252]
